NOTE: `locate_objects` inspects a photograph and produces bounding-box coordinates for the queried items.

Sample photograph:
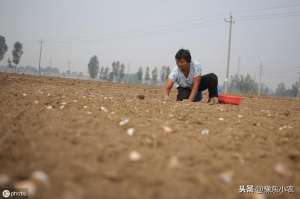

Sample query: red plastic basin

[218,95,242,105]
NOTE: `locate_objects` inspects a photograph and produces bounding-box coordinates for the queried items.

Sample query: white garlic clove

[129,151,141,162]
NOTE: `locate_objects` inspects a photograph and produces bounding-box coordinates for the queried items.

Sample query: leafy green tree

[12,41,23,72]
[111,61,120,81]
[151,67,158,83]
[99,66,104,79]
[103,67,110,80]
[165,66,171,79]
[7,58,12,68]
[228,74,259,94]
[275,80,300,97]
[110,61,126,82]
[160,66,166,82]
[119,63,125,81]
[88,55,99,78]
[103,67,109,80]
[290,80,300,97]
[0,35,8,62]
[136,67,143,82]
[144,67,150,81]
[275,83,287,96]
[160,66,170,82]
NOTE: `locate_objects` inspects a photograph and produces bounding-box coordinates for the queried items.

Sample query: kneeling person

[164,49,219,103]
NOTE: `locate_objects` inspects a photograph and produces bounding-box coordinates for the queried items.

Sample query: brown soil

[0,73,299,199]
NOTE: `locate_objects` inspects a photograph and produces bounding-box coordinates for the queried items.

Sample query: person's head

[175,49,191,70]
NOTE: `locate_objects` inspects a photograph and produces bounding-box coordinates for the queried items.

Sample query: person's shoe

[208,97,219,105]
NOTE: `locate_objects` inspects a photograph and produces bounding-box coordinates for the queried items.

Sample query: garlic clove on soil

[219,170,234,184]
[119,118,130,126]
[127,128,135,136]
[168,156,180,169]
[129,151,141,162]
[14,180,37,197]
[0,174,11,188]
[252,193,266,199]
[162,126,173,134]
[201,128,209,135]
[31,170,49,186]
[273,163,292,177]
[100,106,108,112]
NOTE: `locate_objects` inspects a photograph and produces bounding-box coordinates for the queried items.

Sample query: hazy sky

[1,0,300,88]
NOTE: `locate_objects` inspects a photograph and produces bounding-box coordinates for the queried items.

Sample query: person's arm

[188,75,201,102]
[164,79,174,98]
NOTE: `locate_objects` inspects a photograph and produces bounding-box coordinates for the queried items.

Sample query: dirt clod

[136,94,145,100]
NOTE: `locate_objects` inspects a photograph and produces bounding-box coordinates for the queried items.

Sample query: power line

[238,14,300,23]
[19,10,300,46]
[236,10,300,21]
[53,20,224,44]
[232,3,300,14]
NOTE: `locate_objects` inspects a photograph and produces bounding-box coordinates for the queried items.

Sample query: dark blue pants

[176,73,218,102]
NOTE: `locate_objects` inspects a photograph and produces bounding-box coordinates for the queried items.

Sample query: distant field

[0,73,299,199]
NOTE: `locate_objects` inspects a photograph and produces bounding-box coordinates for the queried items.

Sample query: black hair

[175,49,192,63]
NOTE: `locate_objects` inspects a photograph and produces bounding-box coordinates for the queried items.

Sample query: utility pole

[258,63,263,96]
[38,40,43,75]
[297,77,300,98]
[224,13,235,94]
[237,56,241,76]
[297,66,300,98]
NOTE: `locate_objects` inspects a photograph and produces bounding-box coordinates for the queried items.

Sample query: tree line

[1,35,299,97]
[87,55,171,84]
[227,74,300,97]
[0,35,23,72]
[274,81,300,97]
